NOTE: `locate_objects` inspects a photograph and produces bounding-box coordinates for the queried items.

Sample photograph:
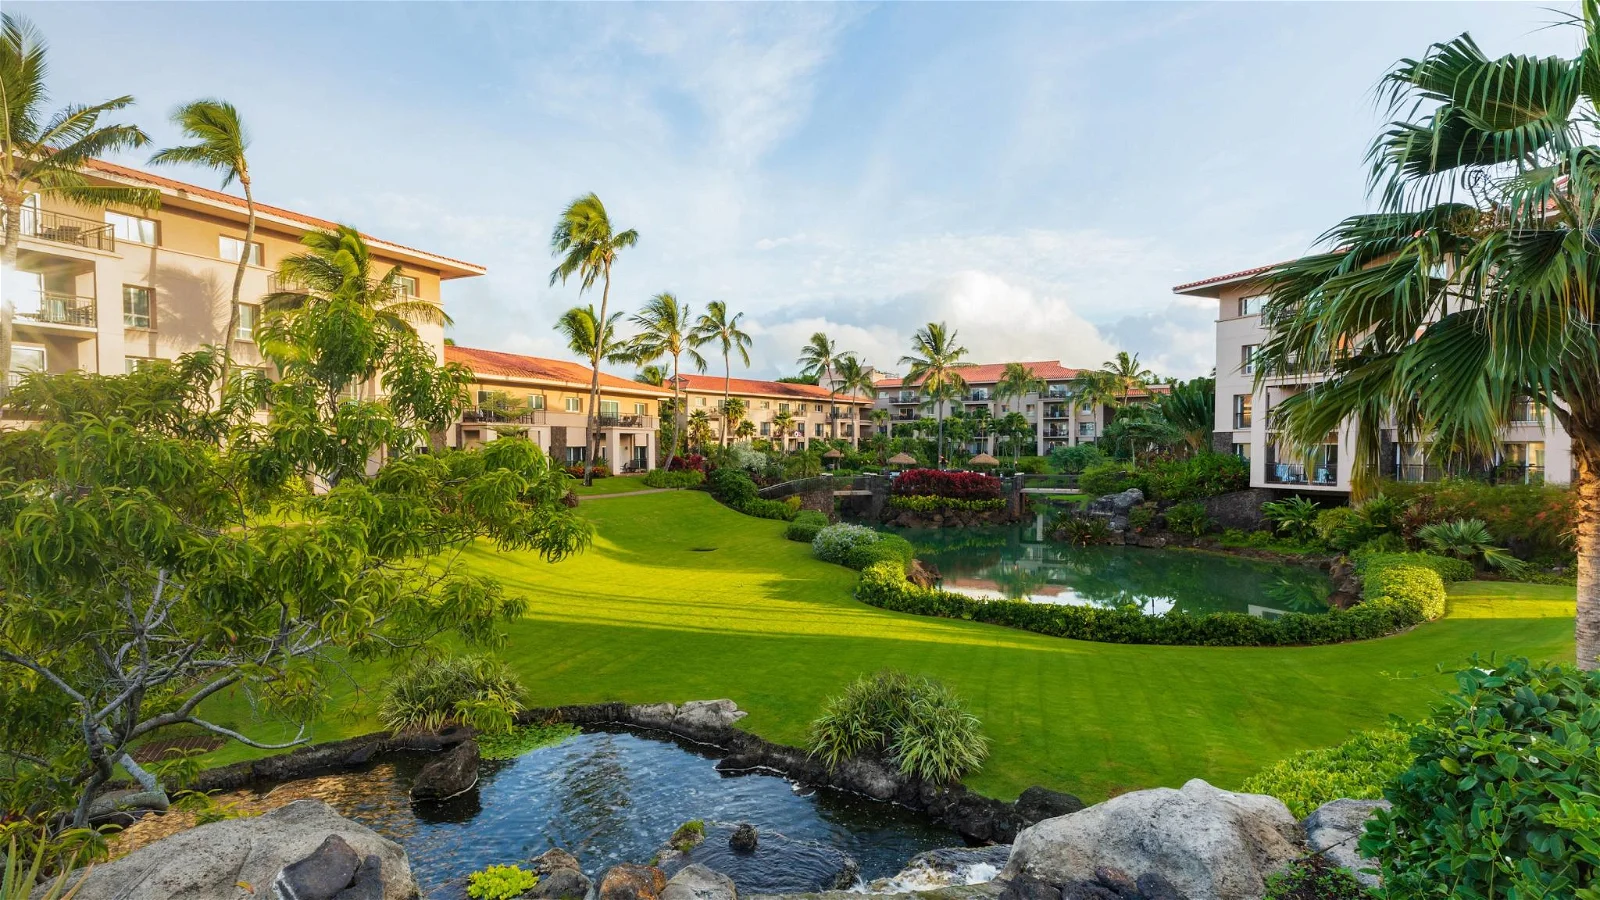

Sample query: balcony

[1264,463,1339,487]
[464,407,546,425]
[598,414,656,429]
[1043,407,1071,420]
[967,389,991,401]
[1043,426,1073,438]
[14,210,115,252]
[17,292,96,328]
[1395,463,1545,485]
[1044,387,1072,399]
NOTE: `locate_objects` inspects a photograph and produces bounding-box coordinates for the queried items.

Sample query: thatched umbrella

[822,448,843,470]
[967,452,999,468]
[887,452,918,470]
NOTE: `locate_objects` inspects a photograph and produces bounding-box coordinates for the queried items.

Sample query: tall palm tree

[628,292,704,471]
[829,354,876,445]
[550,193,637,485]
[869,408,891,464]
[687,409,714,453]
[1100,351,1155,407]
[772,408,795,453]
[1,12,156,384]
[735,419,757,442]
[149,99,253,388]
[554,304,632,475]
[264,226,448,331]
[1254,6,1600,667]
[720,396,747,445]
[798,331,845,439]
[634,364,667,387]
[689,300,751,447]
[996,362,1045,460]
[898,322,971,469]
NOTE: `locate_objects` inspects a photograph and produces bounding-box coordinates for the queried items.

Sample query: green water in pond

[887,523,1334,618]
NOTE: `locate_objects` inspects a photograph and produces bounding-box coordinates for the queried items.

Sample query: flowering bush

[725,442,768,474]
[812,523,913,570]
[667,454,705,472]
[565,462,609,479]
[891,468,1002,500]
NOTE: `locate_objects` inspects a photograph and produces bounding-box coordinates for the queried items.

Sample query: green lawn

[208,491,1575,803]
[566,476,659,496]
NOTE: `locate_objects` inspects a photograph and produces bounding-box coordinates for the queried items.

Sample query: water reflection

[887,521,1332,618]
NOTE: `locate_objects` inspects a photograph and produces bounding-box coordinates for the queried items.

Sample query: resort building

[669,374,875,452]
[870,361,1153,458]
[1174,265,1574,491]
[447,345,668,471]
[2,159,479,395]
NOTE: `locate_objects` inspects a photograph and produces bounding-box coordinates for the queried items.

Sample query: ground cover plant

[196,492,1574,802]
[1241,726,1413,818]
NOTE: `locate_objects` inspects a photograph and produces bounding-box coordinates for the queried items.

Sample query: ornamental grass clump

[379,654,528,735]
[807,670,988,784]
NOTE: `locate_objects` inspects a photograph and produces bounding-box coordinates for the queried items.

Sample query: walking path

[578,488,674,500]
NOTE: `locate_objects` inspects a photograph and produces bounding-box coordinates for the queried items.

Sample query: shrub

[1361,564,1446,621]
[706,467,758,504]
[812,524,913,571]
[849,533,915,571]
[1355,551,1473,585]
[467,864,538,900]
[1127,503,1158,535]
[807,670,989,784]
[1049,443,1107,474]
[1242,726,1414,818]
[1163,501,1210,537]
[855,560,1426,648]
[1263,496,1321,542]
[1052,515,1112,546]
[1262,856,1371,900]
[1414,518,1525,573]
[725,442,768,474]
[379,654,527,735]
[1353,532,1406,555]
[1011,456,1049,475]
[785,510,829,542]
[1382,478,1575,560]
[886,495,1006,514]
[1147,453,1249,501]
[1079,462,1144,496]
[565,463,609,479]
[1362,659,1600,899]
[891,469,1002,500]
[1314,506,1373,551]
[642,468,705,489]
[667,454,705,472]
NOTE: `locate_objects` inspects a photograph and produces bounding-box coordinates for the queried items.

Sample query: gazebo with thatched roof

[822,448,844,470]
[887,452,918,470]
[967,452,999,468]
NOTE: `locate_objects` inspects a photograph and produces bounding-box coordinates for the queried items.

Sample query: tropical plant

[549,193,637,485]
[149,99,255,388]
[735,419,756,441]
[899,323,971,469]
[1262,857,1371,900]
[553,303,633,468]
[771,408,796,452]
[1099,351,1155,407]
[806,670,988,784]
[1250,12,1600,667]
[720,395,747,444]
[798,332,844,439]
[627,292,704,471]
[0,832,94,900]
[1164,502,1211,537]
[1048,443,1107,474]
[633,364,667,386]
[378,653,528,735]
[690,301,752,448]
[1414,518,1525,573]
[1159,375,1216,455]
[264,225,449,336]
[687,408,714,451]
[1263,496,1321,542]
[869,409,891,463]
[467,864,538,900]
[1101,402,1182,463]
[830,354,877,443]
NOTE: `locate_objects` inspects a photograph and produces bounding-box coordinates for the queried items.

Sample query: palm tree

[720,396,747,444]
[687,409,714,453]
[1,13,156,384]
[149,100,253,387]
[734,419,757,442]
[1158,375,1215,456]
[829,354,877,446]
[689,301,751,447]
[772,408,795,453]
[869,409,891,465]
[996,362,1045,460]
[898,322,971,469]
[1100,351,1154,407]
[798,332,844,439]
[550,193,637,486]
[634,364,668,386]
[1252,7,1600,667]
[264,226,448,331]
[628,292,704,471]
[997,411,1031,468]
[554,304,631,477]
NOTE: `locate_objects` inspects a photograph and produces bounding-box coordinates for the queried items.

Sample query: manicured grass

[205,491,1574,803]
[566,476,659,496]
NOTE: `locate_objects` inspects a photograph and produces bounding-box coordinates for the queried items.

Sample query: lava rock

[599,863,668,900]
[410,738,480,801]
[1014,786,1085,825]
[532,848,583,874]
[278,834,361,900]
[530,867,593,900]
[728,824,759,853]
[1134,872,1189,900]
[660,864,737,900]
[332,855,386,900]
[630,702,679,730]
[1057,881,1119,900]
[999,874,1062,900]
[1092,866,1138,897]
[1303,799,1390,888]
[672,700,747,741]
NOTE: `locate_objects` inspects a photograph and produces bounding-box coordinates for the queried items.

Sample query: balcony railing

[12,209,115,252]
[967,390,991,401]
[1265,463,1339,486]
[1394,463,1545,485]
[1043,407,1071,420]
[1045,387,1072,399]
[464,407,546,425]
[17,292,96,328]
[598,414,656,429]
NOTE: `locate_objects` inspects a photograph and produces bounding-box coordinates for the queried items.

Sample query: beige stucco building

[671,373,874,452]
[1174,265,1573,491]
[4,159,479,394]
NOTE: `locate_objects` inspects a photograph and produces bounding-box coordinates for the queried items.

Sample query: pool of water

[889,522,1333,617]
[152,729,959,898]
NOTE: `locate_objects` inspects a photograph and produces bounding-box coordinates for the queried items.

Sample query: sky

[14,1,1585,381]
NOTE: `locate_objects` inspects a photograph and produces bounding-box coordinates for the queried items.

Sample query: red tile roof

[85,159,486,277]
[874,360,1085,389]
[670,373,870,402]
[446,345,670,395]
[1170,264,1279,296]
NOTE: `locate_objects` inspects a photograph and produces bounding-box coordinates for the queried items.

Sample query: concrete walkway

[577,487,674,500]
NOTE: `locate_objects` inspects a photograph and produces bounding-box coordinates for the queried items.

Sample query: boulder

[1302,799,1389,888]
[1002,779,1302,900]
[1091,866,1137,896]
[278,834,361,899]
[533,848,584,874]
[1014,786,1085,825]
[53,799,417,900]
[599,864,669,900]
[661,864,738,900]
[907,558,942,589]
[998,874,1061,900]
[728,824,759,852]
[630,702,680,730]
[410,738,480,801]
[530,868,594,900]
[672,700,748,740]
[1134,872,1186,900]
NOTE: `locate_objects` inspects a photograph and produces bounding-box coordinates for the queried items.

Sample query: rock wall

[1200,489,1277,531]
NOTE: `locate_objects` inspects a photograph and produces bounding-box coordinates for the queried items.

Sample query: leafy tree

[772,408,796,452]
[899,322,971,469]
[1253,8,1600,667]
[1,12,157,383]
[996,411,1032,468]
[549,193,637,485]
[689,301,752,447]
[996,362,1045,448]
[149,100,255,388]
[1159,375,1216,456]
[627,292,704,470]
[1102,403,1182,464]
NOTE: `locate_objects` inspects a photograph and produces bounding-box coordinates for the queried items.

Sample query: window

[696,396,707,407]
[877,391,888,399]
[814,422,824,437]
[814,403,824,412]
[1232,442,1251,461]
[1078,422,1095,437]
[11,345,45,379]
[219,236,263,266]
[760,421,771,436]
[235,304,258,341]
[123,285,153,329]
[1238,295,1266,317]
[1079,402,1092,414]
[396,275,419,298]
[476,390,492,405]
[124,356,156,375]
[599,400,620,417]
[565,397,581,413]
[634,402,648,415]
[565,447,587,464]
[1233,394,1253,429]
[778,402,790,413]
[105,211,157,244]
[1240,344,1259,376]
[528,394,546,410]
[1510,397,1544,424]
[759,400,770,410]
[898,390,915,402]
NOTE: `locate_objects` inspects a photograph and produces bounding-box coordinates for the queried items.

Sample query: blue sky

[17,2,1582,379]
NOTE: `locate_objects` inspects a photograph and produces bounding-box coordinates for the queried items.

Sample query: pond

[888,521,1333,618]
[123,729,959,899]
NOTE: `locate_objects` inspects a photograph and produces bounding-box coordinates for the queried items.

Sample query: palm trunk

[1,195,21,395]
[663,351,681,472]
[587,268,610,487]
[1574,429,1600,670]
[936,403,946,470]
[222,176,255,392]
[828,386,838,441]
[721,354,731,448]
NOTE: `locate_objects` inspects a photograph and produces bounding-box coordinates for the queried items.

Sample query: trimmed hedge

[1079,463,1144,497]
[886,495,1006,514]
[812,524,915,571]
[1241,726,1414,818]
[1356,551,1473,584]
[855,561,1427,647]
[643,468,705,489]
[707,467,797,521]
[1362,564,1446,621]
[785,510,829,543]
